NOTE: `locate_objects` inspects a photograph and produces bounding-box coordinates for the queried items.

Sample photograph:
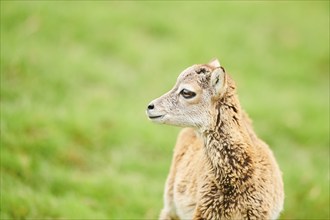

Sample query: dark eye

[180,89,196,99]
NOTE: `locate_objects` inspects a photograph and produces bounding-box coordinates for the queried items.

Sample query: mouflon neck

[202,87,255,180]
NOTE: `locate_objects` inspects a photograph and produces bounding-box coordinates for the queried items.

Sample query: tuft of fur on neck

[202,76,255,182]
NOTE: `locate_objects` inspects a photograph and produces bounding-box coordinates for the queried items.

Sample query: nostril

[147,103,154,110]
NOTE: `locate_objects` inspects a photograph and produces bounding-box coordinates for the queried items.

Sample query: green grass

[1,1,329,219]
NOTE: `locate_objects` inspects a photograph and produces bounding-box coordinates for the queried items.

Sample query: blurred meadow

[0,1,329,219]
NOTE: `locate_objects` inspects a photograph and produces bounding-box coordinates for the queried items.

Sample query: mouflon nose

[147,103,154,110]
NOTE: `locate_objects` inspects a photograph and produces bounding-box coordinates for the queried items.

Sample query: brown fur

[147,60,284,220]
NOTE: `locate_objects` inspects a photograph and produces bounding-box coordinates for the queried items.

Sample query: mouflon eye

[180,89,196,99]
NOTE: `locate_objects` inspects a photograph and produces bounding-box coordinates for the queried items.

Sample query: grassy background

[1,1,329,219]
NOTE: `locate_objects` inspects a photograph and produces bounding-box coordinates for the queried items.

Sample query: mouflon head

[146,59,229,130]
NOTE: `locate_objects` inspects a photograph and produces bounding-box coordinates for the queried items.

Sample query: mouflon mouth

[148,115,164,119]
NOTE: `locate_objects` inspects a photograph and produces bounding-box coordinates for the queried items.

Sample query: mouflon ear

[210,67,227,98]
[208,58,221,68]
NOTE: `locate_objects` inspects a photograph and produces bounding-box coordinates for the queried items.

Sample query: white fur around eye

[180,89,196,99]
[177,84,196,95]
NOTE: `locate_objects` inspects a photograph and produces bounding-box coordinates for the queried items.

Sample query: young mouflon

[146,59,284,220]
